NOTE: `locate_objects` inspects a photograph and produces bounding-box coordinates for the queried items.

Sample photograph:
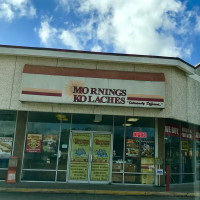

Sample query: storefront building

[0,45,199,185]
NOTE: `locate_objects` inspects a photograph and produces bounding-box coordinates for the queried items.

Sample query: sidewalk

[0,181,199,197]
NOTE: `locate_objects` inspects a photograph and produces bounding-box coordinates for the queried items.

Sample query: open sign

[133,132,147,138]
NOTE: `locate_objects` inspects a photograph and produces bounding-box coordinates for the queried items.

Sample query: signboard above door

[20,65,165,109]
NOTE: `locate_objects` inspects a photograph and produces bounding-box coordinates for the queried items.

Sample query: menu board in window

[25,134,42,153]
[141,141,154,158]
[42,135,58,153]
[125,139,140,158]
[0,137,13,158]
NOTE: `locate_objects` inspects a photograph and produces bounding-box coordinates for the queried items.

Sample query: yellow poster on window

[141,157,155,184]
[91,134,111,181]
[181,141,189,151]
[69,133,90,181]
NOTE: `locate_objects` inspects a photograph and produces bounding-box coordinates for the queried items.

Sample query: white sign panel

[156,169,163,175]
[20,66,165,109]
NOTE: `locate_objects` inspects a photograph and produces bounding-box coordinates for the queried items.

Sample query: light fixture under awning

[93,115,102,123]
[122,123,132,127]
[56,114,68,121]
[127,118,139,122]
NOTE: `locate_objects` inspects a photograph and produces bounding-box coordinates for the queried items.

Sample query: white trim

[188,74,200,82]
[0,46,195,75]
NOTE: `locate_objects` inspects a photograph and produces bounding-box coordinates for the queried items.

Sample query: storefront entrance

[21,112,113,183]
[21,112,156,184]
[68,131,112,183]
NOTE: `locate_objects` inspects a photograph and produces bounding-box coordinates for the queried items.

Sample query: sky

[0,0,199,66]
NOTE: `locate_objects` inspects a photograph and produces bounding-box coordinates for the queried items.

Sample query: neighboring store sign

[165,123,195,140]
[69,133,90,181]
[20,65,165,109]
[196,131,200,141]
[91,134,111,181]
[25,134,42,153]
[181,127,193,140]
[165,123,180,138]
[133,132,147,138]
[0,137,13,158]
[181,141,189,151]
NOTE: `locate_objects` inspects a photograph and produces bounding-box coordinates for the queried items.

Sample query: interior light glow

[127,118,139,122]
[56,114,68,121]
[122,123,132,127]
[93,115,102,123]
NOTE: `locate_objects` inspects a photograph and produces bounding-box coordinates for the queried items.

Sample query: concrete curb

[0,188,198,197]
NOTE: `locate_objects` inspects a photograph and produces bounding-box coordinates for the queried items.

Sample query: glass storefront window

[165,119,196,184]
[19,113,199,185]
[22,112,60,182]
[196,137,200,181]
[180,125,195,183]
[22,113,114,182]
[71,114,113,132]
[22,171,56,181]
[165,121,181,183]
[112,116,125,183]
[112,116,155,184]
[21,112,73,182]
[125,117,155,184]
[0,111,17,180]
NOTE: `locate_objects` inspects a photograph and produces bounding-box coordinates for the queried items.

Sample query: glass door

[90,133,111,182]
[68,132,90,182]
[68,131,112,183]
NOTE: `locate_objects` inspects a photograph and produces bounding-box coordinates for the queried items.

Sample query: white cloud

[74,0,189,57]
[91,45,102,52]
[78,0,112,14]
[56,0,79,13]
[38,19,58,47]
[56,0,70,12]
[183,44,193,59]
[44,0,200,58]
[195,16,200,32]
[38,18,81,49]
[0,3,14,21]
[59,30,81,49]
[0,0,36,21]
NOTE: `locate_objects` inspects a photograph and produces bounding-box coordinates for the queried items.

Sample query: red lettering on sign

[133,132,147,138]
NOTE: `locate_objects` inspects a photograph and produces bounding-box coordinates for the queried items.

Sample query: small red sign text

[133,132,147,138]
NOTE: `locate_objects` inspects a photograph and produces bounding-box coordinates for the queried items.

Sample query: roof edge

[0,44,195,75]
[195,63,200,68]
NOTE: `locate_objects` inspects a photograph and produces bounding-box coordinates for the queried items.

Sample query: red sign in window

[133,132,147,138]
